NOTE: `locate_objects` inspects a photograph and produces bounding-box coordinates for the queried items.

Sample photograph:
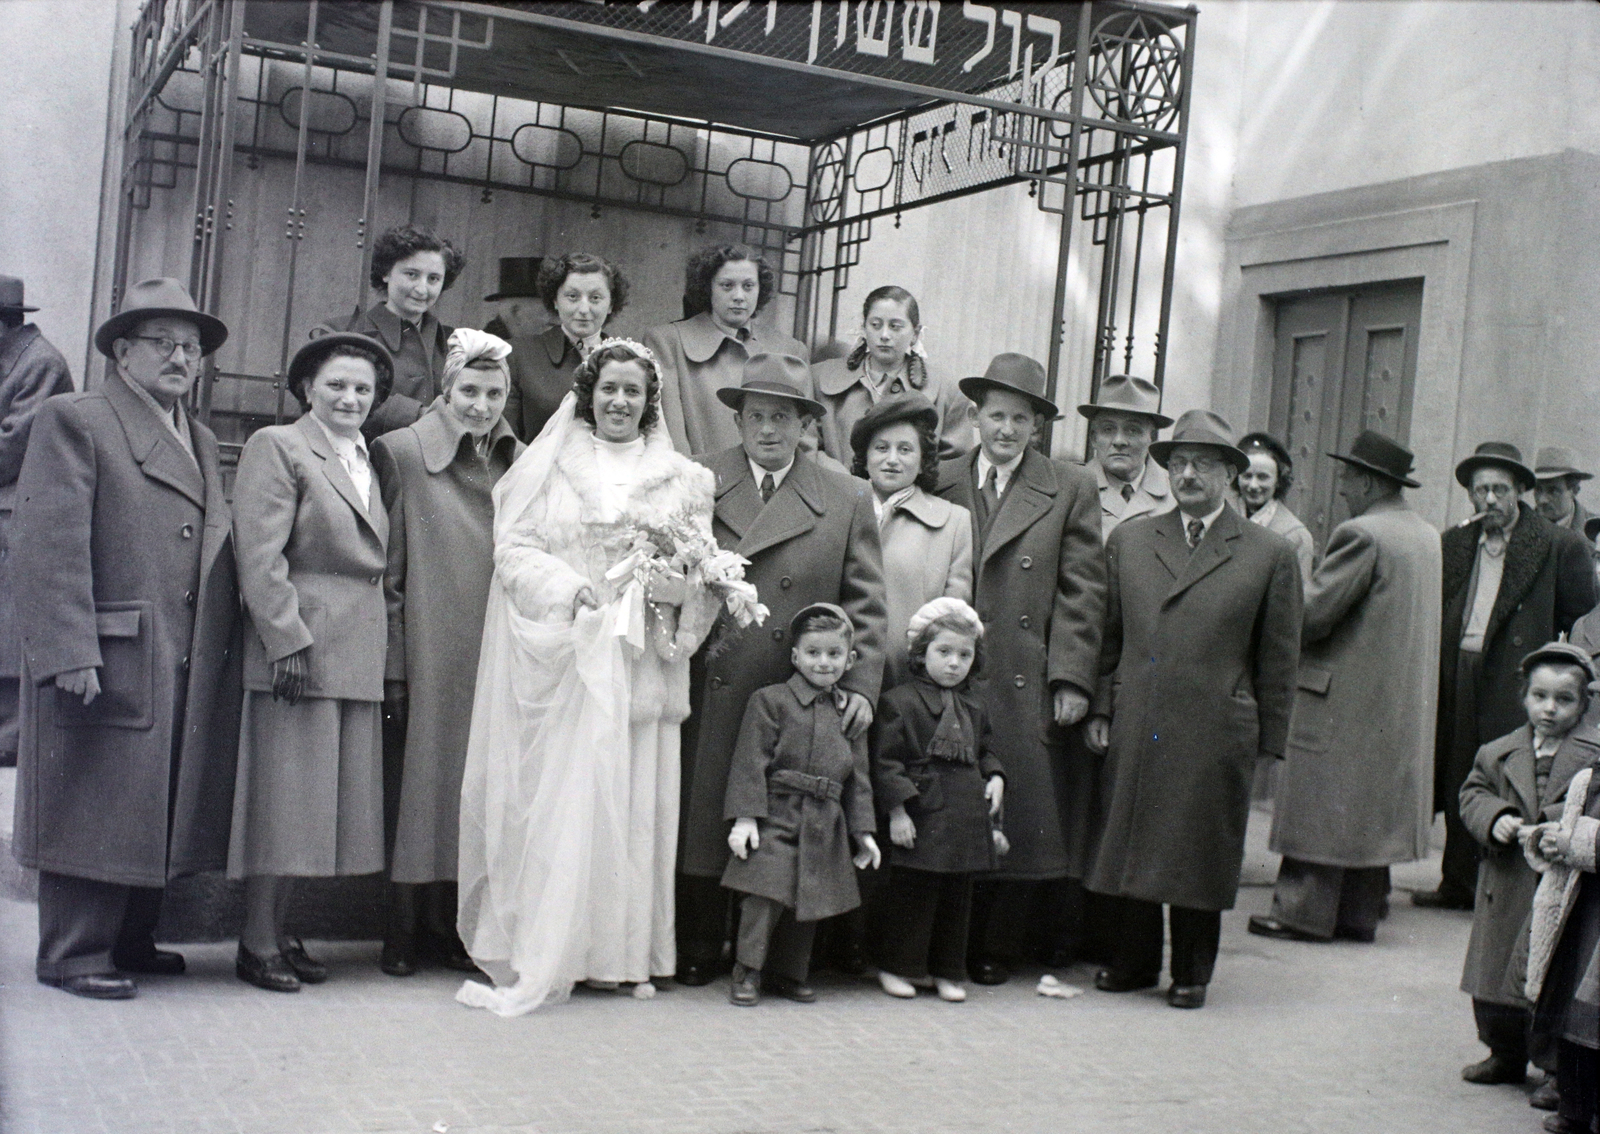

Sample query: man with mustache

[1420,442,1596,910]
[11,278,243,999]
[1085,410,1301,1008]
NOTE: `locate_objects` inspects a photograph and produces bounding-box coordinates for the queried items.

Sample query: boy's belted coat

[935,447,1105,879]
[1087,506,1302,911]
[681,447,885,878]
[11,376,243,886]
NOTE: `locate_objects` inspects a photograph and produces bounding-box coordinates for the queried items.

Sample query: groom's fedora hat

[717,352,826,418]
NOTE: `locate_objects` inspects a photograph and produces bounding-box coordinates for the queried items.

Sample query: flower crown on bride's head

[590,336,659,367]
[570,335,665,432]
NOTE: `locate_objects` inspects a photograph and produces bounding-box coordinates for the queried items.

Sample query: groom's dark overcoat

[680,447,886,877]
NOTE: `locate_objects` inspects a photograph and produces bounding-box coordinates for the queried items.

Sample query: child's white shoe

[935,978,967,1002]
[878,970,918,998]
[631,981,656,1000]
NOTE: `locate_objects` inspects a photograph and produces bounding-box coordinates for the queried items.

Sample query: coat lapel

[735,454,822,559]
[1485,505,1551,648]
[979,448,1056,565]
[1164,505,1239,605]
[1149,509,1190,583]
[1500,730,1538,818]
[103,375,206,509]
[1544,730,1600,810]
[295,413,383,541]
[710,447,761,544]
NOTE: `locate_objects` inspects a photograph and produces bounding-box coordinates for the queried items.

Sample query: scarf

[925,682,977,765]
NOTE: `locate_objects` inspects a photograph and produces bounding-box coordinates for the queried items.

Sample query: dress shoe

[763,974,816,1003]
[934,978,967,1002]
[40,972,137,1000]
[112,948,186,975]
[1412,888,1474,911]
[676,960,718,987]
[281,937,328,984]
[1461,1055,1525,1085]
[1094,968,1158,993]
[380,938,417,977]
[417,927,479,973]
[1332,925,1377,943]
[878,970,918,998]
[1167,983,1207,1009]
[236,944,300,993]
[1247,915,1325,942]
[1528,1077,1560,1111]
[970,959,1010,986]
[729,962,759,1006]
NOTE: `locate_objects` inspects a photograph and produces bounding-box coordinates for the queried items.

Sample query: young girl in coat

[1457,642,1600,1096]
[870,598,1005,1002]
[722,603,882,1007]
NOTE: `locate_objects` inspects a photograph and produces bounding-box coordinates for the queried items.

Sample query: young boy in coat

[871,598,1005,1002]
[723,603,882,1006]
[1458,642,1600,1094]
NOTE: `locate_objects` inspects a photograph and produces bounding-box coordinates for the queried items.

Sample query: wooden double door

[1267,279,1424,549]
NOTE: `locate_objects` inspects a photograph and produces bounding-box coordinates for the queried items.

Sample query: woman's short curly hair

[369,224,465,292]
[851,415,940,493]
[683,244,776,318]
[571,341,661,435]
[536,253,629,319]
[906,614,986,684]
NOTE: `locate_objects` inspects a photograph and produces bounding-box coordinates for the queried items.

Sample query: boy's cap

[1519,640,1598,683]
[789,601,854,642]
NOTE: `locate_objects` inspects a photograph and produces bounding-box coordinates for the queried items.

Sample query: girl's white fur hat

[906,597,984,646]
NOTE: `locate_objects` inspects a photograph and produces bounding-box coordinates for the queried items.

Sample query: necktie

[760,473,776,504]
[1186,518,1205,549]
[982,466,1000,514]
[1121,482,1135,502]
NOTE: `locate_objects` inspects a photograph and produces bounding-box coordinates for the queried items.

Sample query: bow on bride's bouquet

[604,507,768,648]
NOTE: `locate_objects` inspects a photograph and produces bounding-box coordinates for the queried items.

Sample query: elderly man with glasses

[10,278,243,999]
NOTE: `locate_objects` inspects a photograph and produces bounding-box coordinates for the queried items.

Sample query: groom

[677,352,887,986]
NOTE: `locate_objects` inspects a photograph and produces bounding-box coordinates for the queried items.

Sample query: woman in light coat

[370,329,523,976]
[229,333,394,992]
[1239,432,1316,585]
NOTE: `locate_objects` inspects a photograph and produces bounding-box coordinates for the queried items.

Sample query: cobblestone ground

[0,816,1550,1134]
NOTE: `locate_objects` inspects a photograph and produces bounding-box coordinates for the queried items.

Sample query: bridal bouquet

[605,507,768,640]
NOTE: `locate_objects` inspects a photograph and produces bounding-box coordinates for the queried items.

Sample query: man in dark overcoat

[0,276,74,764]
[935,353,1105,985]
[10,278,244,999]
[677,352,886,985]
[1420,442,1597,910]
[1085,410,1301,1009]
[1250,432,1441,944]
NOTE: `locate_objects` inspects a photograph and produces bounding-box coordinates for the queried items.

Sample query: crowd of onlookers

[0,226,1595,1132]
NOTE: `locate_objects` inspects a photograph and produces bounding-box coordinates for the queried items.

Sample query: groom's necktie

[760,473,776,504]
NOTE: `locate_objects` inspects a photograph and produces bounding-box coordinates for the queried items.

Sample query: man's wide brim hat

[1534,445,1593,483]
[848,391,939,459]
[716,352,825,418]
[287,331,396,410]
[94,277,228,359]
[1148,409,1249,474]
[958,353,1061,420]
[0,275,38,313]
[1076,373,1172,429]
[484,256,544,302]
[1328,429,1421,488]
[1454,441,1535,493]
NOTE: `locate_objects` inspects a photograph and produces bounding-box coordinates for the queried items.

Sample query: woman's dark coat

[871,679,1003,874]
[317,302,453,440]
[502,324,582,443]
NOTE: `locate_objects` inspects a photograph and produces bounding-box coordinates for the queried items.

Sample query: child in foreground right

[869,598,1004,1003]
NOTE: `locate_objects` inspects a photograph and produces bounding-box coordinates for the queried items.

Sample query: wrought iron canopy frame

[111,0,1195,446]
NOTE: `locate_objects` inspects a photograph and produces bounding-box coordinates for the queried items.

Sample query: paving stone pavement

[0,815,1552,1134]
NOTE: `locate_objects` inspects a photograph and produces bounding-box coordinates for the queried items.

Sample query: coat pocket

[1287,664,1333,754]
[908,767,946,813]
[58,601,155,730]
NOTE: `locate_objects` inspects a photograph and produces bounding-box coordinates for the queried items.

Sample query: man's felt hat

[716,352,825,418]
[1076,373,1172,428]
[1328,429,1421,488]
[1534,445,1593,483]
[848,391,939,461]
[287,331,395,411]
[484,256,543,302]
[1454,441,1535,493]
[1148,409,1249,475]
[94,277,228,359]
[0,275,38,313]
[958,353,1061,420]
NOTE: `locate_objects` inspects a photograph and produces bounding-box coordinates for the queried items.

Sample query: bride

[456,338,722,1015]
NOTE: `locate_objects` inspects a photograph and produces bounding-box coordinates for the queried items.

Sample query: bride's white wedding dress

[455,394,719,1016]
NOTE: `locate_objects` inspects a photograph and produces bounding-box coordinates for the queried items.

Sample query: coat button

[180,656,191,673]
[771,629,784,641]
[1014,675,1026,688]
[180,524,194,539]
[1512,635,1522,646]
[1020,556,1033,569]
[1019,615,1030,628]
[184,591,196,607]
[709,676,723,690]
[780,576,792,589]
[370,575,381,586]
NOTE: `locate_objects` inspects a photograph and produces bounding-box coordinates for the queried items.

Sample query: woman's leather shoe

[1167,983,1207,1009]
[417,927,479,973]
[1094,968,1158,993]
[236,944,300,993]
[1461,1055,1525,1085]
[763,974,817,1003]
[970,959,1010,986]
[42,973,137,1000]
[676,960,717,987]
[1247,915,1324,942]
[281,937,328,984]
[380,938,417,977]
